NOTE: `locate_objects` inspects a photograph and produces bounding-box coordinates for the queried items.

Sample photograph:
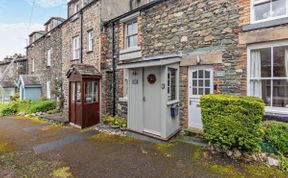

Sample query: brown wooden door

[83,79,100,128]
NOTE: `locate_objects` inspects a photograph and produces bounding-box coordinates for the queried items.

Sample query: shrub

[0,102,19,116]
[30,100,57,113]
[264,121,288,155]
[200,94,265,152]
[10,92,19,101]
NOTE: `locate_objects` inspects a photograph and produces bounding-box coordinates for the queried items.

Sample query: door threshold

[126,128,181,141]
[69,123,82,129]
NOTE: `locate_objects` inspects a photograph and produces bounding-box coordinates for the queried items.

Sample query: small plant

[101,113,127,128]
[279,154,288,172]
[50,167,73,178]
[0,101,19,116]
[47,109,60,115]
[264,121,288,155]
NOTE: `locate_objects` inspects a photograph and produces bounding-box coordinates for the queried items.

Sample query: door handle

[143,97,146,102]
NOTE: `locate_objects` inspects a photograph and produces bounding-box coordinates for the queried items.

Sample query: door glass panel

[191,69,212,96]
[85,81,98,104]
[76,82,82,103]
[71,82,75,102]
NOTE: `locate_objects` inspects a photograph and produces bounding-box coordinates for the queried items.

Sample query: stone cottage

[103,0,244,140]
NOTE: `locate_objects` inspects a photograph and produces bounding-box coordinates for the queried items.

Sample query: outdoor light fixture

[196,56,201,65]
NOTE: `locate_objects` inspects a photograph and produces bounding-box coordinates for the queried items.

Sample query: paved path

[0,117,286,178]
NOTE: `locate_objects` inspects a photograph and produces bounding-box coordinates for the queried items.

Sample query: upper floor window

[88,30,94,52]
[73,36,80,60]
[252,0,288,22]
[75,2,80,13]
[47,49,52,66]
[125,19,138,48]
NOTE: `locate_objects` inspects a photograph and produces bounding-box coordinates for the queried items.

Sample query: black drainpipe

[112,22,116,116]
[80,11,83,63]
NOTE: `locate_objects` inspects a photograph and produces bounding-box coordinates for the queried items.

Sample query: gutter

[112,22,116,116]
[80,11,83,63]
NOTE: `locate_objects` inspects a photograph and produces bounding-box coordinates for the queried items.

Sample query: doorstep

[264,112,288,123]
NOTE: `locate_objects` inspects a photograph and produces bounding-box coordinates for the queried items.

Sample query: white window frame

[72,35,80,60]
[125,19,138,49]
[167,64,180,105]
[251,0,288,23]
[247,40,288,114]
[47,81,51,99]
[47,49,52,67]
[88,30,94,52]
[32,58,35,73]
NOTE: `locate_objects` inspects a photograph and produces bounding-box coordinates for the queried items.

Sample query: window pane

[199,70,204,78]
[205,88,210,95]
[260,48,272,77]
[168,68,177,101]
[71,82,75,102]
[262,80,271,106]
[272,0,286,17]
[193,71,197,78]
[85,82,93,103]
[205,80,210,87]
[76,82,82,103]
[132,21,138,34]
[193,80,197,87]
[254,2,270,21]
[273,46,288,77]
[273,80,288,108]
[199,80,203,87]
[199,88,203,95]
[205,71,210,78]
[193,88,197,95]
[93,81,98,103]
[127,24,133,35]
[133,35,138,46]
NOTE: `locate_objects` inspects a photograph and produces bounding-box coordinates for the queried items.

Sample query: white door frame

[188,65,214,128]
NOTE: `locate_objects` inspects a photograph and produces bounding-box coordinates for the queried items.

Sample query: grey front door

[143,67,161,136]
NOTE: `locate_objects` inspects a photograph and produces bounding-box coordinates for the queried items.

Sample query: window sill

[265,107,288,115]
[243,17,288,32]
[119,97,128,102]
[87,50,93,54]
[71,58,80,61]
[167,100,180,106]
[120,46,141,54]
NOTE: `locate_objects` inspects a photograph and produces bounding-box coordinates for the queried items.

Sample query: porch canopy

[117,54,181,69]
[66,64,101,79]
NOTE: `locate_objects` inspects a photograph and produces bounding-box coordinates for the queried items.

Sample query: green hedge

[30,100,57,113]
[200,94,265,152]
[264,121,288,155]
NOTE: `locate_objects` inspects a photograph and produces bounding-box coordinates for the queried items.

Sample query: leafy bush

[0,102,19,116]
[10,92,19,101]
[200,94,265,152]
[30,100,57,113]
[264,121,288,155]
[101,113,127,128]
[280,154,288,172]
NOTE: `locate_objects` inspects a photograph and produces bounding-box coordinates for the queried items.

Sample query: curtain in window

[285,48,288,79]
[251,50,262,98]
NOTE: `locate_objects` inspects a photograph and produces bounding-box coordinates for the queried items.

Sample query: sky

[0,0,67,60]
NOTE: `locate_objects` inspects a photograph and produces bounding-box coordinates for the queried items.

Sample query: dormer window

[252,0,288,23]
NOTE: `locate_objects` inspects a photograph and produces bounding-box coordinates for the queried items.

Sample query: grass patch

[0,143,8,152]
[241,163,287,177]
[50,167,74,178]
[209,164,237,175]
[155,142,178,157]
[90,133,139,143]
[192,145,203,161]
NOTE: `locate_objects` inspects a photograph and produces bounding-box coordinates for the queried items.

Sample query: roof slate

[20,75,41,86]
[67,64,101,77]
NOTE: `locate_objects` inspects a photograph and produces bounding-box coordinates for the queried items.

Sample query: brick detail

[137,16,143,47]
[239,0,250,26]
[119,23,125,50]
